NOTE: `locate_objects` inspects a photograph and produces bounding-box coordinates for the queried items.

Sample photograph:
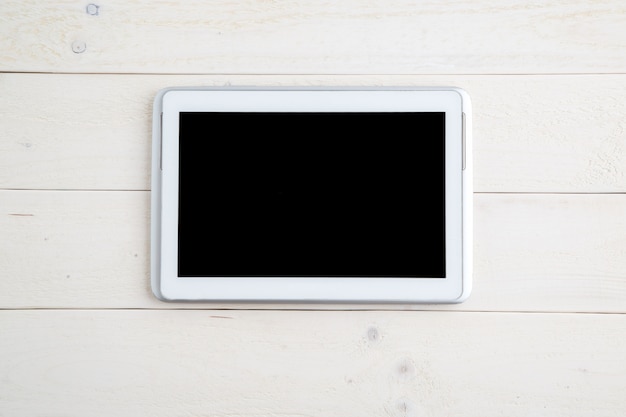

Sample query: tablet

[151,87,472,303]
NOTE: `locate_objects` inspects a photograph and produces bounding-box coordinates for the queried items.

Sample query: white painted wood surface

[2,190,625,312]
[1,0,625,74]
[1,1,625,415]
[2,310,625,417]
[1,73,625,192]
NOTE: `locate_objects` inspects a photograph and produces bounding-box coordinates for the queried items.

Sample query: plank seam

[1,308,625,315]
[3,71,626,76]
[1,189,625,195]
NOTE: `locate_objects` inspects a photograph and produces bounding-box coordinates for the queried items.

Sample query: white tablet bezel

[151,87,472,303]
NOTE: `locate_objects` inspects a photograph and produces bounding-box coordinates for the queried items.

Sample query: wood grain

[1,0,625,74]
[2,0,625,415]
[1,73,626,192]
[1,310,624,417]
[1,190,624,312]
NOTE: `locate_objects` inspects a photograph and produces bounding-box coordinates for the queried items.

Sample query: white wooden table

[1,1,625,415]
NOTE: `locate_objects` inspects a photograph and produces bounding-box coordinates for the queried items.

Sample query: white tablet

[151,87,472,303]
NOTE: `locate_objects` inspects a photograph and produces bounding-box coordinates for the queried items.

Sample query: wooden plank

[1,73,626,192]
[1,0,625,74]
[1,190,625,312]
[473,193,626,313]
[1,310,624,416]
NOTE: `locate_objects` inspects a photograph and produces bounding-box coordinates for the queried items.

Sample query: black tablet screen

[178,112,445,277]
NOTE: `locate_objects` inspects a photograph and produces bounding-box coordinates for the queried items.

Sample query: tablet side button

[159,112,163,171]
[462,112,466,171]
